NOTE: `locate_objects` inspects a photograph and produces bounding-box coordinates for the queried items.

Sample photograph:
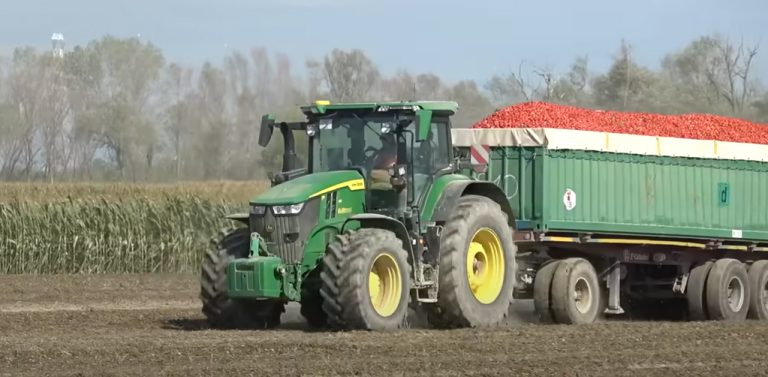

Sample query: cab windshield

[310,114,401,175]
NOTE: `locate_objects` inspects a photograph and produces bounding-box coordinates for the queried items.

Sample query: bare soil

[1,274,767,376]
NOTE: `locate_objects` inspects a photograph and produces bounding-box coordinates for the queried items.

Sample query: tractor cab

[259,101,457,223]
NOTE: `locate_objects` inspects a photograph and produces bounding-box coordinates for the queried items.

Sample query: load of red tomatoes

[472,102,768,144]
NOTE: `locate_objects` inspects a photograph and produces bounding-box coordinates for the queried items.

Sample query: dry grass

[0,181,270,274]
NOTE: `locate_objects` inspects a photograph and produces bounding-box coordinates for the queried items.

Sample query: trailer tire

[200,227,284,329]
[550,258,600,324]
[686,261,713,321]
[533,259,562,324]
[427,195,516,328]
[706,259,750,321]
[747,260,768,320]
[320,228,411,331]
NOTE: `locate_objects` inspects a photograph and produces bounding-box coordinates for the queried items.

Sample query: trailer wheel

[427,195,516,328]
[533,259,562,324]
[320,228,411,331]
[706,259,750,321]
[550,258,600,324]
[686,261,713,321]
[747,260,768,320]
[200,227,284,329]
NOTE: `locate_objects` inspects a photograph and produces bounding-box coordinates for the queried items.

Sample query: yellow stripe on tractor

[309,179,366,198]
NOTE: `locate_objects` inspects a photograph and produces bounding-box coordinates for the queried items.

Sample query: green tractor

[200,100,517,330]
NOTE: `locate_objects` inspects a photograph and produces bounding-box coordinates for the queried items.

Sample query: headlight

[250,205,266,215]
[272,203,304,215]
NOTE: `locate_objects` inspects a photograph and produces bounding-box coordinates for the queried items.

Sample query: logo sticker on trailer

[563,188,576,211]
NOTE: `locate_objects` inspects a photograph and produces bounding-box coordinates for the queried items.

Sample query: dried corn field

[0,181,268,274]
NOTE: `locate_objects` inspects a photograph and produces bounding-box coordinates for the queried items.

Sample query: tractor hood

[250,170,365,205]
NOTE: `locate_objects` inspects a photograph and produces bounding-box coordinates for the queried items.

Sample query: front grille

[250,198,319,263]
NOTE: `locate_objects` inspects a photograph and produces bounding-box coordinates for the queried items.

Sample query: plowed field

[1,274,767,376]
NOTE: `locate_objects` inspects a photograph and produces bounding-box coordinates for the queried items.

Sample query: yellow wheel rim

[368,253,402,317]
[466,228,505,304]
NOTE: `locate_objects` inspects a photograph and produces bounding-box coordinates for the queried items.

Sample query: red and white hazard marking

[470,144,490,173]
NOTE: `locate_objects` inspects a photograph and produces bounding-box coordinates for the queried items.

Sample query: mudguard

[431,181,515,227]
[342,213,416,263]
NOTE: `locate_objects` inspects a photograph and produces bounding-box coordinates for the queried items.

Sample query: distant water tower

[51,33,65,58]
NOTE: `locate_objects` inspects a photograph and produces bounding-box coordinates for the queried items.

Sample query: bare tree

[317,49,380,102]
[485,61,542,106]
[5,47,46,179]
[706,38,759,115]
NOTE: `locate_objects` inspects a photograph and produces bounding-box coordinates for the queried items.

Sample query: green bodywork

[227,170,366,300]
[225,101,484,302]
[248,170,363,205]
[302,101,459,115]
[458,146,768,243]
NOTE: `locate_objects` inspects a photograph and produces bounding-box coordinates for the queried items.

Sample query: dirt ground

[1,274,767,377]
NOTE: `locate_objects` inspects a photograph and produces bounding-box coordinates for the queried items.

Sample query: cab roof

[300,100,459,116]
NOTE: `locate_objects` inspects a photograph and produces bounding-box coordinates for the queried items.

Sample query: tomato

[473,102,768,144]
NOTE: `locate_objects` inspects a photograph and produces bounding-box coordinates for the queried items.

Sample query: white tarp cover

[451,128,768,163]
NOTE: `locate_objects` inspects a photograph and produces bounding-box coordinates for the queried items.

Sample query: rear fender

[431,181,515,227]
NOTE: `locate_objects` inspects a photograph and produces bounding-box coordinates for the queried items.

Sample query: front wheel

[427,195,517,328]
[320,229,411,330]
[200,227,284,329]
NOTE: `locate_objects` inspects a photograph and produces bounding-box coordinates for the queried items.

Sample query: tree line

[0,34,766,182]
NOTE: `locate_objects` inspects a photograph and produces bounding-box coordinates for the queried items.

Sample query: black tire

[300,266,327,329]
[747,260,768,320]
[427,195,516,328]
[533,259,562,324]
[200,227,284,329]
[706,258,750,321]
[550,258,600,324]
[686,261,713,321]
[320,229,411,330]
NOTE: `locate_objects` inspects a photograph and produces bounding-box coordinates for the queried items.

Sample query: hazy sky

[2,0,766,84]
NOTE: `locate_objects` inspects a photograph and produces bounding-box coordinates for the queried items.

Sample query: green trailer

[199,101,768,330]
[452,127,768,322]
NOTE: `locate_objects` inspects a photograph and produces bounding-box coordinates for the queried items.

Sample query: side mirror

[415,109,432,141]
[258,114,275,147]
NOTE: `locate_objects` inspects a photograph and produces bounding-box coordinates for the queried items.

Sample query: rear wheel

[200,227,284,329]
[320,229,411,330]
[427,195,516,328]
[747,260,768,320]
[533,259,562,324]
[686,261,713,321]
[550,258,601,324]
[706,258,750,321]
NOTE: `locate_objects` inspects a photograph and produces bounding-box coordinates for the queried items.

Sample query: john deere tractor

[200,101,517,330]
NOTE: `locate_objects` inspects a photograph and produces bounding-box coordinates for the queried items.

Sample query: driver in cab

[370,137,397,190]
